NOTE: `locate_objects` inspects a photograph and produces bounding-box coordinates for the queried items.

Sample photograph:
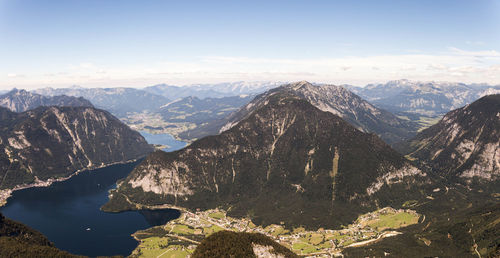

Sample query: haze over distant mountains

[347,79,500,116]
[4,79,497,145]
[143,81,283,99]
[159,95,253,127]
[0,89,93,112]
[33,86,171,117]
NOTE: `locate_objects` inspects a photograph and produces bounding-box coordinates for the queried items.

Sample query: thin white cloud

[2,47,500,89]
[448,47,500,58]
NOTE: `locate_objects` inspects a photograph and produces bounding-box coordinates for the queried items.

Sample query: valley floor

[130,207,420,257]
[121,112,196,141]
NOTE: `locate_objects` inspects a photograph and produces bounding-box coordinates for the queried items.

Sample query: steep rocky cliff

[0,89,93,112]
[402,94,500,186]
[185,81,417,144]
[103,91,429,228]
[0,106,153,191]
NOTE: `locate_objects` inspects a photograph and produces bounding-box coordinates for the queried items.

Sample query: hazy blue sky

[1,0,499,89]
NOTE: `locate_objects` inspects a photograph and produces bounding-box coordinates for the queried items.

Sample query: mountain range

[31,85,266,140]
[1,80,499,256]
[347,79,500,116]
[184,81,418,144]
[102,81,500,257]
[33,86,170,117]
[0,89,93,112]
[159,95,253,130]
[103,86,430,229]
[143,81,282,99]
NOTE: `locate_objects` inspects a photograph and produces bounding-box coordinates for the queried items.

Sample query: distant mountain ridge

[160,95,253,126]
[0,89,93,112]
[33,86,170,117]
[0,106,153,192]
[347,79,500,116]
[103,89,429,228]
[143,81,282,99]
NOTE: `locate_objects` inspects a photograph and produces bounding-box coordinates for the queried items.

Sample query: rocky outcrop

[0,106,153,191]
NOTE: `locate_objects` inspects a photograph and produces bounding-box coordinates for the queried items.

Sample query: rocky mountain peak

[216,82,417,144]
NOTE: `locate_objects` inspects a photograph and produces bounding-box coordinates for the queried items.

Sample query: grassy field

[416,116,442,131]
[203,224,224,236]
[208,211,225,220]
[171,224,195,235]
[132,237,192,258]
[292,242,318,254]
[366,211,419,230]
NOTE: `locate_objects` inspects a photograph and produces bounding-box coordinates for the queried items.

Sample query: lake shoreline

[0,157,145,207]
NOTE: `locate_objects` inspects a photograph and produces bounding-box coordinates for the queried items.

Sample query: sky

[1,0,499,89]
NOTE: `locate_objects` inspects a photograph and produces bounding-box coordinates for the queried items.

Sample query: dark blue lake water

[139,131,187,152]
[0,161,181,257]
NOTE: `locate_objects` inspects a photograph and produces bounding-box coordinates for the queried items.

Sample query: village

[131,207,421,257]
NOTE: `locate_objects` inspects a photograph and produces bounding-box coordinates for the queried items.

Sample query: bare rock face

[0,89,93,112]
[0,106,153,190]
[104,90,430,228]
[403,94,500,186]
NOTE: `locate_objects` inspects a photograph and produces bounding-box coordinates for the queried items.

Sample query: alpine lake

[0,132,187,257]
